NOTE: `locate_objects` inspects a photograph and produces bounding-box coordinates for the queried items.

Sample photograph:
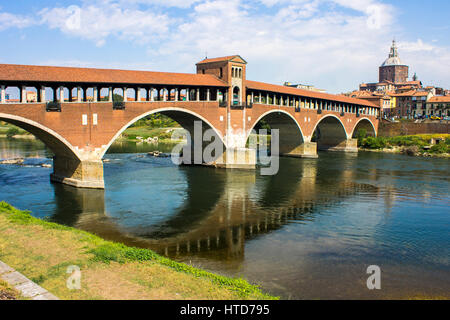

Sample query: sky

[0,0,449,93]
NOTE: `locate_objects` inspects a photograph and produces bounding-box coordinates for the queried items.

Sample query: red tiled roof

[196,55,247,65]
[0,64,228,87]
[246,80,378,108]
[391,90,416,97]
[412,91,429,97]
[428,96,450,103]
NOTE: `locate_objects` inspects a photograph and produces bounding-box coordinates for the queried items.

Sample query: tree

[6,127,19,138]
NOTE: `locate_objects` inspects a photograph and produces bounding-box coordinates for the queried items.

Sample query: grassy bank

[356,132,450,157]
[0,202,276,300]
[0,122,31,138]
[117,126,184,143]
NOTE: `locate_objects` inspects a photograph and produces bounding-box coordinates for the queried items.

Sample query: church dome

[381,40,405,67]
[381,56,403,67]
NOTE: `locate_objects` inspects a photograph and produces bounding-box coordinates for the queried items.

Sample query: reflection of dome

[381,40,406,67]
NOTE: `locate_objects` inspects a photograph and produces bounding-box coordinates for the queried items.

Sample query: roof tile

[0,64,228,87]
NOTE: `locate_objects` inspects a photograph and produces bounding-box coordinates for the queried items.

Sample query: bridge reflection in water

[48,154,380,263]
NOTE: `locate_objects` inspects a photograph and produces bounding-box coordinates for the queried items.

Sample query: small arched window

[219,67,223,78]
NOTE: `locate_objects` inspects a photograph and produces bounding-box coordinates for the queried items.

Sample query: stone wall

[378,121,450,137]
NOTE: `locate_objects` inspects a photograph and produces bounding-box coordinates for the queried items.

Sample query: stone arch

[0,113,80,160]
[352,118,377,138]
[0,113,101,188]
[100,107,227,159]
[246,110,311,158]
[312,115,348,151]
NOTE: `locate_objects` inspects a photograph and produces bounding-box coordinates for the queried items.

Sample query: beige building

[26,91,37,103]
[425,96,450,118]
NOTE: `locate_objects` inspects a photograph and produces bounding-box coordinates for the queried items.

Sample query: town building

[284,82,327,93]
[355,40,449,120]
[425,96,450,118]
[26,91,37,103]
[347,90,391,118]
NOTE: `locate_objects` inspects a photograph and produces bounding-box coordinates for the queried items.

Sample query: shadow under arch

[312,115,348,151]
[0,113,80,160]
[100,107,227,159]
[246,110,305,157]
[352,118,377,138]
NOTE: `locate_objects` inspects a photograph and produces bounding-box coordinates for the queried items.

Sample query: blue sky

[1,0,449,93]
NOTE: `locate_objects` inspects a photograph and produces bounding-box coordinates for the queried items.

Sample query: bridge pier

[213,147,256,169]
[318,138,358,153]
[280,142,318,159]
[51,156,105,189]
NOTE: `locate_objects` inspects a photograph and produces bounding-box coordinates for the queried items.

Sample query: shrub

[355,129,367,147]
[429,143,449,154]
[362,137,387,149]
[6,127,19,138]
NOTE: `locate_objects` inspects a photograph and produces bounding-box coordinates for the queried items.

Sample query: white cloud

[399,39,434,52]
[39,3,173,47]
[0,11,35,31]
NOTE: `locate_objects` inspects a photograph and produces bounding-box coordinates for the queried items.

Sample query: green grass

[120,127,183,141]
[0,202,277,300]
[0,122,30,136]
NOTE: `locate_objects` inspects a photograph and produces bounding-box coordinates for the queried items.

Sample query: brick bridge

[0,55,379,189]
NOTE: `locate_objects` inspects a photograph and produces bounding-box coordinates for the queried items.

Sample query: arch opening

[245,110,314,158]
[0,114,96,188]
[102,108,227,165]
[352,118,376,139]
[232,86,240,105]
[0,116,78,160]
[312,116,348,151]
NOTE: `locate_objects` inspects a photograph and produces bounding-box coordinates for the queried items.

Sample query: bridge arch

[246,110,306,157]
[0,113,80,160]
[312,115,348,151]
[101,107,227,159]
[351,118,377,138]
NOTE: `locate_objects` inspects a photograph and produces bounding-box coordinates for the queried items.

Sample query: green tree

[355,129,367,147]
[6,127,19,138]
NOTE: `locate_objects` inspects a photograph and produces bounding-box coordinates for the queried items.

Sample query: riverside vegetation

[0,202,276,300]
[355,129,450,157]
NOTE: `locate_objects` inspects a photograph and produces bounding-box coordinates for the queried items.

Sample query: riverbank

[358,134,450,158]
[0,202,276,300]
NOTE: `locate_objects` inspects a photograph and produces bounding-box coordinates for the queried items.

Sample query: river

[0,137,449,299]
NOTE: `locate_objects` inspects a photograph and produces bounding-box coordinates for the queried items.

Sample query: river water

[0,137,449,299]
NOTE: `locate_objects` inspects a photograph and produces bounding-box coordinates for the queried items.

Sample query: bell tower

[379,40,409,84]
[196,55,247,106]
